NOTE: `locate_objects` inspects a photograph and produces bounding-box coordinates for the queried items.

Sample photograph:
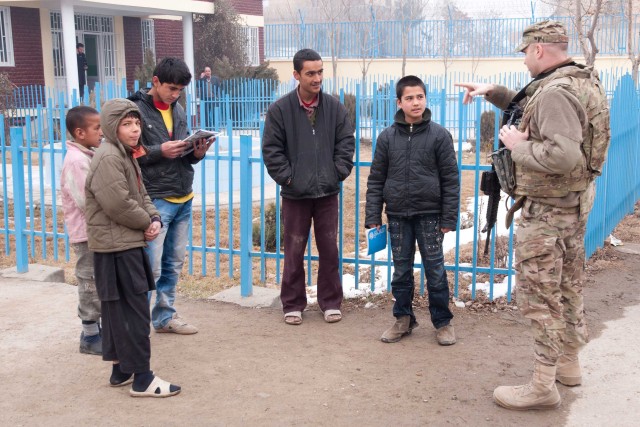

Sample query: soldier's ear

[535,44,544,58]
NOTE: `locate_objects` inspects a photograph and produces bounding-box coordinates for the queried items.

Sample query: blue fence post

[10,127,28,273]
[239,134,253,297]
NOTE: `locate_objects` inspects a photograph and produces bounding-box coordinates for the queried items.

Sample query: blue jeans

[388,214,453,329]
[146,198,191,329]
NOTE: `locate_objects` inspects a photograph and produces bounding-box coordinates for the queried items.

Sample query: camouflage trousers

[514,190,593,365]
[72,242,101,322]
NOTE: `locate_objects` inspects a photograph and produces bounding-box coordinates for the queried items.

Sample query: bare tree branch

[626,0,640,82]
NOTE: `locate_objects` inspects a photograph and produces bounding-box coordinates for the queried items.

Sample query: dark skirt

[94,247,155,373]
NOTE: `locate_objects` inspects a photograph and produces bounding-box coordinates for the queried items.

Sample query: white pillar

[60,0,78,105]
[182,14,195,77]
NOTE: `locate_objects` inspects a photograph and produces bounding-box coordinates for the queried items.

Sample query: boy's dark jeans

[388,214,453,329]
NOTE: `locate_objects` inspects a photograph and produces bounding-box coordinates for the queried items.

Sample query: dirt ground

[2,236,640,426]
[2,203,639,426]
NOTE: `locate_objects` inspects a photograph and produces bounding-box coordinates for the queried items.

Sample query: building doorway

[50,12,117,96]
[83,34,99,92]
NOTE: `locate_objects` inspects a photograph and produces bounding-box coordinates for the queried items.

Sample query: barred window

[0,7,15,67]
[239,26,260,66]
[141,19,155,61]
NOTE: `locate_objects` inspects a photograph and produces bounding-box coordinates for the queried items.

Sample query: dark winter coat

[128,88,201,199]
[262,89,355,199]
[365,109,460,230]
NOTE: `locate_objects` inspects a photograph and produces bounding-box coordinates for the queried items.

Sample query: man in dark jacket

[365,75,459,346]
[197,66,222,129]
[76,43,88,102]
[262,48,355,326]
[129,57,211,335]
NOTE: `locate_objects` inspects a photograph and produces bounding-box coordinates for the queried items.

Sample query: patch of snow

[467,275,514,299]
[609,234,623,246]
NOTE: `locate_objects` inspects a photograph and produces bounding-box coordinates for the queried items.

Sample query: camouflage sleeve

[484,85,518,110]
[511,87,585,174]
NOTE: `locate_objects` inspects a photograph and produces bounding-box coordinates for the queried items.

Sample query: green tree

[193,0,249,72]
[0,72,17,139]
[134,49,156,88]
[211,57,279,81]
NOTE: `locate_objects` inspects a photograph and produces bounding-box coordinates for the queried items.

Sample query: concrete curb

[1,264,65,283]
[209,285,281,309]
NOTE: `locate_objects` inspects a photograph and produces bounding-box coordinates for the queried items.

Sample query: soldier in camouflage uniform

[456,20,610,410]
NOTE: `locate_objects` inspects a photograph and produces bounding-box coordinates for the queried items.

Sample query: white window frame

[50,12,117,90]
[141,19,155,61]
[0,7,15,67]
[240,26,260,66]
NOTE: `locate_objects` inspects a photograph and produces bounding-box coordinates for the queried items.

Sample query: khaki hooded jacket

[85,98,159,253]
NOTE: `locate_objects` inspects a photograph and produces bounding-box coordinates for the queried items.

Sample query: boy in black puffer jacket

[365,75,460,346]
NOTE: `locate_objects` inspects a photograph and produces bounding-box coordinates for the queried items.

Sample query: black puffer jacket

[128,89,201,198]
[365,109,459,229]
[262,89,355,199]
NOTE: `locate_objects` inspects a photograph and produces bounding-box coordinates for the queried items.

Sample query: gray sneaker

[436,325,456,346]
[79,331,103,355]
[155,314,198,335]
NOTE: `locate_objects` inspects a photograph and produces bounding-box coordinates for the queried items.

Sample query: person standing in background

[198,66,222,129]
[76,43,88,103]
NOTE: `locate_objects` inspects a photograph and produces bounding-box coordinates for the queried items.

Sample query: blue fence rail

[266,14,640,60]
[1,73,639,301]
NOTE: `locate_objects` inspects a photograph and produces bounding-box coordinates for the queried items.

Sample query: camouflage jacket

[487,63,608,204]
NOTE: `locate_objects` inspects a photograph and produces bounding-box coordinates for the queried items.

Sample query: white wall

[268,56,636,83]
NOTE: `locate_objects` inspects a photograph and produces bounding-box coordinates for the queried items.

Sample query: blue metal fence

[1,72,638,301]
[266,14,640,60]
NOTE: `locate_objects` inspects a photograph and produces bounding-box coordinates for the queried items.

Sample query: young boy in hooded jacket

[85,98,181,397]
[365,75,460,346]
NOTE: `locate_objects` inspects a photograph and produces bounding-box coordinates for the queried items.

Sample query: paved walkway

[566,302,640,426]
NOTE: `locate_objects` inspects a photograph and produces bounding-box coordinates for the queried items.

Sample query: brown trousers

[280,195,343,313]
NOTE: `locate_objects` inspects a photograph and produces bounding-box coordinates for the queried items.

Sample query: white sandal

[323,309,342,323]
[129,376,181,398]
[284,311,303,325]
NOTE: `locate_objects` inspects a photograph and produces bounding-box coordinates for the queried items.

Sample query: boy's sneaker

[381,316,418,343]
[79,332,103,355]
[155,314,198,335]
[436,324,456,346]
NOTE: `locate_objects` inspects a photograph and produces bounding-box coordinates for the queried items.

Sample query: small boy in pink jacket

[61,106,103,355]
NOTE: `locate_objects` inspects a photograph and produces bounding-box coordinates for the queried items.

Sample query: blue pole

[10,127,28,273]
[239,134,253,297]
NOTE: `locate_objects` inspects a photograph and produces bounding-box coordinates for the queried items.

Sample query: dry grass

[3,145,636,307]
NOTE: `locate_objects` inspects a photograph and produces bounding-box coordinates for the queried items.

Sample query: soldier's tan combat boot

[380,316,416,343]
[556,352,581,386]
[493,362,561,410]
